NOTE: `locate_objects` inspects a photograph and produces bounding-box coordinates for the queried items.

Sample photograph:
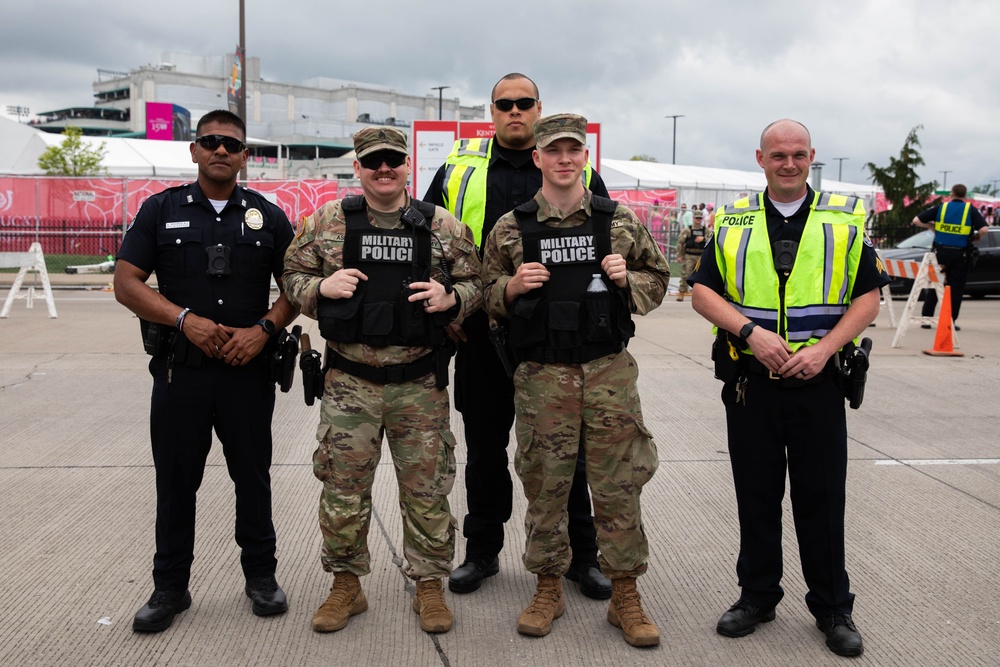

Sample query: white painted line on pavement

[875,459,1000,466]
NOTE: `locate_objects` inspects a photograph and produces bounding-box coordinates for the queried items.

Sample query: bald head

[760,119,811,152]
[756,119,815,202]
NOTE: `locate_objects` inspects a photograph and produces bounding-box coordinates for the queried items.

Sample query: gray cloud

[2,0,997,187]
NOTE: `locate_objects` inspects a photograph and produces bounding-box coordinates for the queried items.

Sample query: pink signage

[145,102,173,141]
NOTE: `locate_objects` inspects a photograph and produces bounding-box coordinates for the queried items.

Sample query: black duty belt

[326,349,435,385]
[742,354,830,387]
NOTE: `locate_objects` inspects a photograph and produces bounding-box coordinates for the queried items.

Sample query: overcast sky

[2,0,997,189]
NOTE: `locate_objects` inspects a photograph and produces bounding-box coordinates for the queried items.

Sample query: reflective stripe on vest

[715,191,864,350]
[934,201,972,248]
[441,137,594,248]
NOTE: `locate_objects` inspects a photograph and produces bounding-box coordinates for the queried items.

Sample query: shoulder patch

[863,232,873,247]
[295,215,308,238]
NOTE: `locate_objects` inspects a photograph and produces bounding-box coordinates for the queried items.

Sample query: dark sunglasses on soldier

[194,134,246,153]
[492,97,538,112]
[358,150,407,170]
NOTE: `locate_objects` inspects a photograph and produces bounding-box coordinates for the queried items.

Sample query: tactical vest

[317,196,444,347]
[714,191,864,351]
[933,201,973,248]
[441,137,595,247]
[684,226,707,253]
[508,195,634,363]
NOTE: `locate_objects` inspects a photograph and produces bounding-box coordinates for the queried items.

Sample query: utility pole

[431,86,450,120]
[832,156,849,181]
[6,105,30,123]
[238,0,247,181]
[940,170,952,190]
[665,114,684,164]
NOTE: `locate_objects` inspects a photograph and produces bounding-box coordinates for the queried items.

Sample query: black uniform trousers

[454,309,598,565]
[921,246,970,322]
[148,354,278,590]
[721,370,855,618]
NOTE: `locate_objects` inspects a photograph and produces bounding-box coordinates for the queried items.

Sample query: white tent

[3,128,199,178]
[600,158,880,209]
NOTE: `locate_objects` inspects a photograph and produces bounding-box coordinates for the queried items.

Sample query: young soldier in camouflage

[282,127,482,635]
[481,114,669,647]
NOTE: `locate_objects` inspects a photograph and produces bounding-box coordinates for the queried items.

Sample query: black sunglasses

[194,134,246,153]
[492,97,538,112]
[358,150,407,170]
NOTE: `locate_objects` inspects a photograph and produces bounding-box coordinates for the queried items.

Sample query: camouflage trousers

[512,349,658,579]
[313,368,457,579]
[677,254,700,293]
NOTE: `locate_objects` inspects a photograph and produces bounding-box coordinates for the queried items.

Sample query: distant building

[36,52,485,179]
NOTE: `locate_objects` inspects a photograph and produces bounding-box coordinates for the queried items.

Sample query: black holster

[836,338,873,409]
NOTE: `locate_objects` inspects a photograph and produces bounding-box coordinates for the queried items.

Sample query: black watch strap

[739,322,758,341]
[256,318,276,336]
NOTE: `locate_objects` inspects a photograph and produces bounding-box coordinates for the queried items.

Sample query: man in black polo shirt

[423,73,611,599]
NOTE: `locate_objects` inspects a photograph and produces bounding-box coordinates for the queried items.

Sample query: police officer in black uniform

[115,109,297,633]
[690,120,889,657]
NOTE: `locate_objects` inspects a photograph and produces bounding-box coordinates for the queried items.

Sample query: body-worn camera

[206,244,232,276]
[772,240,798,272]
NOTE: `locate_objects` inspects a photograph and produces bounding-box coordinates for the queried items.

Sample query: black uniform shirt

[688,186,890,298]
[423,138,610,246]
[118,182,293,326]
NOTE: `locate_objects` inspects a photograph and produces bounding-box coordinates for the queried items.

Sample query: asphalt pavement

[1,278,998,666]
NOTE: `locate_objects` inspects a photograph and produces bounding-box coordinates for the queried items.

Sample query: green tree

[630,154,658,162]
[865,125,938,247]
[971,183,999,197]
[37,126,108,176]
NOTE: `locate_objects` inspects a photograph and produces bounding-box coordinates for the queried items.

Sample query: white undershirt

[772,194,807,218]
[209,199,227,214]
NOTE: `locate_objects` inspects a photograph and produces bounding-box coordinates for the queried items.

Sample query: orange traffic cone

[922,286,964,357]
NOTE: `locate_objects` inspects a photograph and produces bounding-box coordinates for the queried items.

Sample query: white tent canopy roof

[600,158,880,200]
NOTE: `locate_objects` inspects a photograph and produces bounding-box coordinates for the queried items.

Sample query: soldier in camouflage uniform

[675,208,707,301]
[481,114,669,647]
[282,127,482,635]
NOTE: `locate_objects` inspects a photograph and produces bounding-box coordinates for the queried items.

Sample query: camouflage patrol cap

[693,209,704,218]
[353,126,408,159]
[533,113,587,148]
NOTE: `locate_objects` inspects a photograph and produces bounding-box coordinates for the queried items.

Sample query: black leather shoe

[133,589,192,633]
[564,563,611,600]
[817,614,864,657]
[448,557,499,593]
[245,575,289,616]
[716,599,776,638]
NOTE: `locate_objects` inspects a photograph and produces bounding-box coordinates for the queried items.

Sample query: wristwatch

[256,318,276,336]
[739,322,758,342]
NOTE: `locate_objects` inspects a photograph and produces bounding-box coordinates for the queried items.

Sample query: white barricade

[1,242,58,319]
[880,251,953,349]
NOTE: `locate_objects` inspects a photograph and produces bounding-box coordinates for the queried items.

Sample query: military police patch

[245,208,264,230]
[863,232,873,247]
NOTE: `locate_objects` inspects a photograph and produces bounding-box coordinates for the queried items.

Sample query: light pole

[665,114,684,164]
[940,170,952,190]
[6,105,30,123]
[832,156,849,181]
[431,86,450,120]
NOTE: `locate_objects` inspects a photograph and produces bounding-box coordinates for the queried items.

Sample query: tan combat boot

[516,575,564,637]
[676,290,687,302]
[607,577,660,647]
[312,572,368,633]
[411,579,453,633]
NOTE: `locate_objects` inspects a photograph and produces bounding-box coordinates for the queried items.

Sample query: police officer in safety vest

[911,183,988,329]
[481,113,670,647]
[423,73,613,600]
[282,126,482,637]
[689,119,889,658]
